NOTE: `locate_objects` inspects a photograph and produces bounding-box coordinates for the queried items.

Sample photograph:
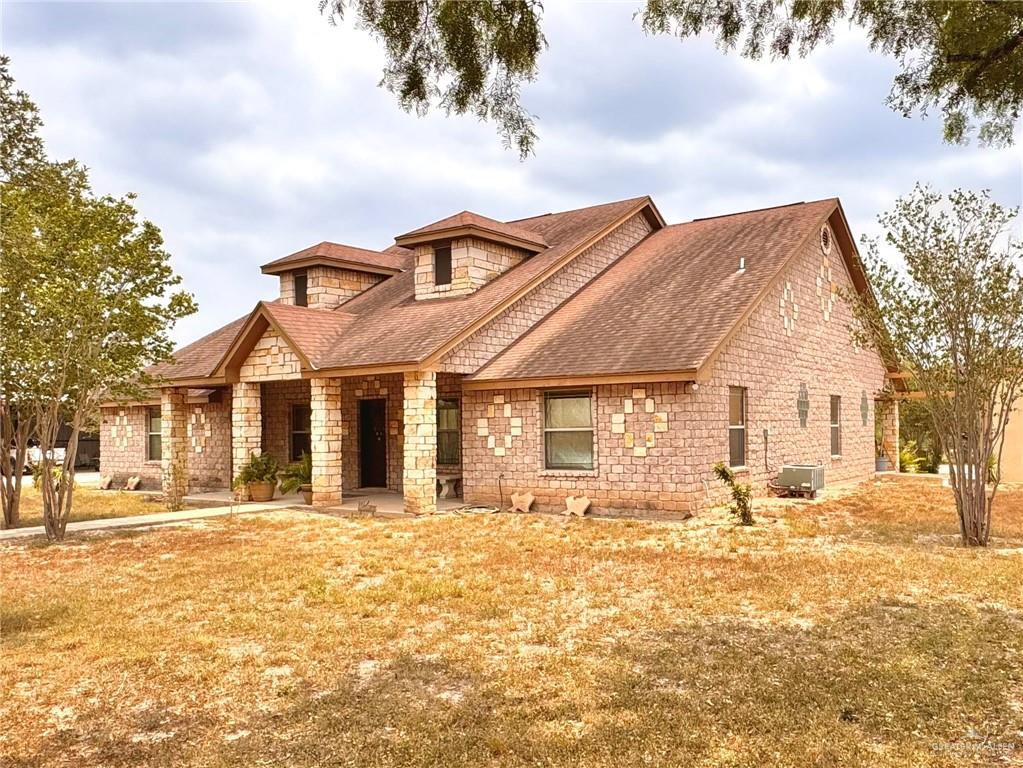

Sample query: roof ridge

[687,198,836,223]
[505,195,649,224]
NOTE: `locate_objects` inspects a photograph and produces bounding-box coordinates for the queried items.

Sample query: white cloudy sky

[5,1,1021,345]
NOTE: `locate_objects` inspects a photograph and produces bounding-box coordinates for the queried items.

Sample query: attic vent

[820,226,833,255]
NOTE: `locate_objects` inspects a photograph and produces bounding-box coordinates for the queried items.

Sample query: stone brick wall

[239,328,302,382]
[402,370,437,514]
[462,221,887,516]
[310,377,343,506]
[279,267,384,308]
[415,239,528,300]
[99,396,231,492]
[232,382,261,486]
[307,266,384,309]
[260,379,311,468]
[440,212,654,373]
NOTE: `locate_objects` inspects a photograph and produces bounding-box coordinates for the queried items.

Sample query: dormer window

[434,243,452,286]
[294,271,308,307]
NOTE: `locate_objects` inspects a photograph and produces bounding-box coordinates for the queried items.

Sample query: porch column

[880,398,900,472]
[403,370,437,515]
[310,377,343,506]
[232,381,262,498]
[161,387,189,508]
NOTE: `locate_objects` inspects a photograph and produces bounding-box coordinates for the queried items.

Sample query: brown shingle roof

[153,196,653,381]
[261,241,411,275]
[469,199,839,382]
[394,210,548,251]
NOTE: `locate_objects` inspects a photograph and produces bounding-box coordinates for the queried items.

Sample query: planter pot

[248,480,276,502]
[300,484,313,505]
[875,457,892,472]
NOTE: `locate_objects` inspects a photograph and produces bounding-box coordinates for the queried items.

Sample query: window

[434,243,452,286]
[438,398,461,465]
[543,391,593,470]
[147,406,162,462]
[728,386,746,468]
[294,271,308,307]
[830,395,842,456]
[291,404,311,460]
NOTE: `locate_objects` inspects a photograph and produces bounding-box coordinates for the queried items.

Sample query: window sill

[831,455,842,461]
[144,460,162,466]
[729,465,749,473]
[539,468,598,478]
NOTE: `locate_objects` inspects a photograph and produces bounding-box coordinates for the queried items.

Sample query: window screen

[728,386,746,468]
[543,392,593,470]
[830,395,842,456]
[147,406,162,462]
[291,404,311,461]
[438,398,461,465]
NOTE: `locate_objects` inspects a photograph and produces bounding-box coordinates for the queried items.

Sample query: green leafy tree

[850,186,1023,547]
[322,1,1022,156]
[0,55,47,528]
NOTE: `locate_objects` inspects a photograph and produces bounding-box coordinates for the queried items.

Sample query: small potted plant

[279,451,313,505]
[233,452,279,502]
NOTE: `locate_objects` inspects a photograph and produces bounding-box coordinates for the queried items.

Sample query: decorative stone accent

[797,383,810,427]
[189,406,212,454]
[511,491,534,513]
[611,388,668,457]
[564,495,591,517]
[475,393,519,457]
[310,377,343,506]
[161,388,189,508]
[780,281,799,336]
[109,409,134,449]
[403,370,437,515]
[817,256,837,321]
[232,382,262,497]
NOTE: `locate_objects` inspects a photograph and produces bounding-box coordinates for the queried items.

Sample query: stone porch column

[403,370,437,515]
[232,381,262,497]
[161,387,189,508]
[880,398,900,472]
[310,377,343,506]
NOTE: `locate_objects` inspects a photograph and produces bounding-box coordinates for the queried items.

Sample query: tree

[321,1,1023,156]
[0,55,46,528]
[3,160,196,540]
[851,186,1023,547]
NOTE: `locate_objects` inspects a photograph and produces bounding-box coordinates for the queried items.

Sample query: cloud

[5,1,1020,346]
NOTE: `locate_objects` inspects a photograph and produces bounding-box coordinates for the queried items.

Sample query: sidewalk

[0,499,294,542]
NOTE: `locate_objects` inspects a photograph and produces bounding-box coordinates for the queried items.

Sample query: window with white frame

[728,386,747,468]
[830,395,842,456]
[147,406,162,462]
[543,391,593,470]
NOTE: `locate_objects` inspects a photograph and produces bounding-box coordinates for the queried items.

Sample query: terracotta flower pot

[248,480,276,502]
[300,484,313,505]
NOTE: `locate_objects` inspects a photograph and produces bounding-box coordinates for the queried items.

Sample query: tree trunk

[0,408,31,529]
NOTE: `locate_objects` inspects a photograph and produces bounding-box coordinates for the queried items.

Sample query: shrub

[899,440,925,474]
[279,452,312,495]
[713,463,754,526]
[232,452,279,489]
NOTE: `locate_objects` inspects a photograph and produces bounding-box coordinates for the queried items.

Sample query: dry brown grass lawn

[2,480,1022,767]
[12,486,166,529]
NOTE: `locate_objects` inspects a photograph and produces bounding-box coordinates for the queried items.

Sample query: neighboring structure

[100,195,901,516]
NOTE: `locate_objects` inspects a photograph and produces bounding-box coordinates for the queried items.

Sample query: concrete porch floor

[181,488,465,516]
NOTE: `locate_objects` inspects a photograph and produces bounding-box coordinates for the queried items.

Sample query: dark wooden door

[359,399,387,487]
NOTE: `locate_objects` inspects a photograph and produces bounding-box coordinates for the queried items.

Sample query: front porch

[161,368,464,515]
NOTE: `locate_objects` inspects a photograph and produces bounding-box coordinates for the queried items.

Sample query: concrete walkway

[0,500,293,542]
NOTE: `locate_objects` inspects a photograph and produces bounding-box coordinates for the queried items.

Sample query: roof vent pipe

[737,256,746,273]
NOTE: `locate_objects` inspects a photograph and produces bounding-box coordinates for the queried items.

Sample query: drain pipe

[497,473,506,513]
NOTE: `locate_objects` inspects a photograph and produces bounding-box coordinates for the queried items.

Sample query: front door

[359,398,387,487]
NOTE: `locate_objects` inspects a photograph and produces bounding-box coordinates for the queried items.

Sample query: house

[1003,396,1023,483]
[99,195,901,516]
